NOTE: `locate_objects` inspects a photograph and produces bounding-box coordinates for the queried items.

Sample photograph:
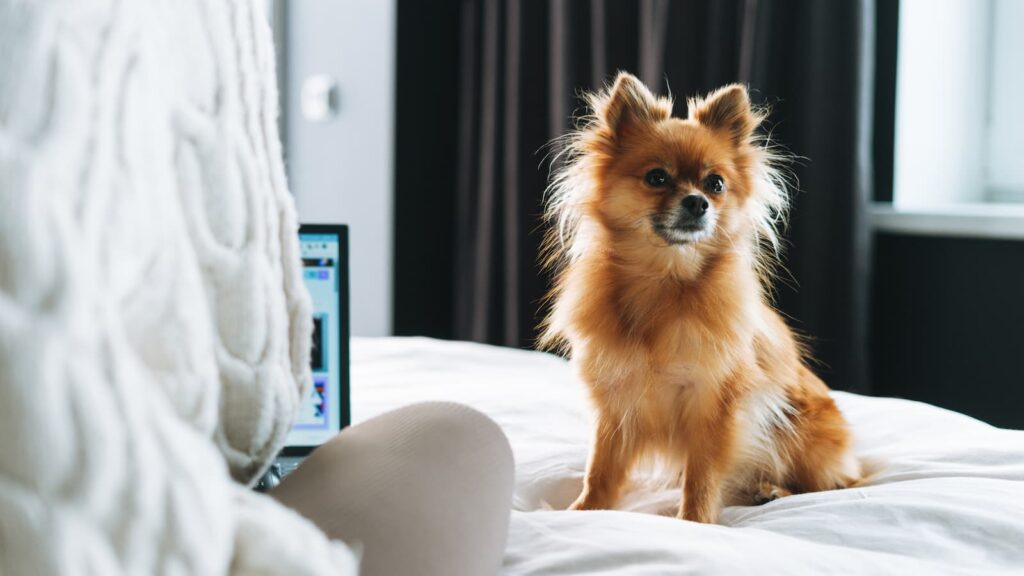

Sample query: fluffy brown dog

[540,72,859,524]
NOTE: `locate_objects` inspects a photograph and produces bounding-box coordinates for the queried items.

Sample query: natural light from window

[893,0,1024,210]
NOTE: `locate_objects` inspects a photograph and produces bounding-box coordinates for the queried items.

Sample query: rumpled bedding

[354,337,1024,575]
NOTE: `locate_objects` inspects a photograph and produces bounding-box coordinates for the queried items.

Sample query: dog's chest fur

[565,251,783,450]
[578,265,759,386]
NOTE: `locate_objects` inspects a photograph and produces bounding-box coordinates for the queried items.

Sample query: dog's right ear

[687,84,757,145]
[594,72,672,139]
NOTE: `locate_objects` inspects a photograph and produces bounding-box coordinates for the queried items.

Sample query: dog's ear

[688,84,757,144]
[595,72,671,138]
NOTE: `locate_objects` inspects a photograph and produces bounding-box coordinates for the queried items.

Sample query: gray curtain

[451,0,875,392]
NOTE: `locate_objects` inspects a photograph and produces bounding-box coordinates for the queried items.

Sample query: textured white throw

[0,0,358,573]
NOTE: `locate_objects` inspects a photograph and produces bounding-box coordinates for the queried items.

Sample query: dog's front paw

[568,492,607,511]
[676,507,719,524]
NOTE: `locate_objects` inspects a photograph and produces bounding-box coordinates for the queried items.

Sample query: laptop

[256,224,350,490]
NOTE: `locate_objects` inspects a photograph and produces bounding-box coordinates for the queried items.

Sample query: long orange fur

[540,72,859,524]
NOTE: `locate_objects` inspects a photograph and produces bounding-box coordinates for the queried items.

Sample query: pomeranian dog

[540,72,859,524]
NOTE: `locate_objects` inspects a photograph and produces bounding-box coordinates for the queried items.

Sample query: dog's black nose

[682,194,709,218]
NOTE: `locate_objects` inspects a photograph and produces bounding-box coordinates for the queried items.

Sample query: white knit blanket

[0,0,357,573]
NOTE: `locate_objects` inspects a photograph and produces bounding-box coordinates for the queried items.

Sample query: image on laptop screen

[286,225,350,452]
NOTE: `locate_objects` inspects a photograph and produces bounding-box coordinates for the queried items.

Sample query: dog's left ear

[688,84,757,144]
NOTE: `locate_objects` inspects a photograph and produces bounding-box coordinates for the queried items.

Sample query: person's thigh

[270,402,514,576]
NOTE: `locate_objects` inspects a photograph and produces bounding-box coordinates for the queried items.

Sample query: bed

[352,337,1024,575]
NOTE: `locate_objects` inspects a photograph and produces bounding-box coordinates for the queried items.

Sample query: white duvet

[353,337,1024,575]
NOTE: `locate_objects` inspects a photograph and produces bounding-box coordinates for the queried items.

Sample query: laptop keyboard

[278,457,302,477]
[253,457,303,492]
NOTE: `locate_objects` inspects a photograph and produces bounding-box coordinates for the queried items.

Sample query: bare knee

[314,401,512,479]
[271,402,514,576]
[377,401,513,467]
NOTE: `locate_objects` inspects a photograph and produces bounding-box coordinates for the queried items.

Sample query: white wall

[284,0,397,336]
[893,0,991,208]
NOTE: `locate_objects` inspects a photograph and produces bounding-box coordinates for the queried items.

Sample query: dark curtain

[431,0,874,392]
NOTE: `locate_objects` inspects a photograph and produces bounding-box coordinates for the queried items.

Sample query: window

[892,0,1024,209]
[985,0,1024,204]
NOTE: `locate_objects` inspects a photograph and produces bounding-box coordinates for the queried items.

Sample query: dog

[540,72,859,524]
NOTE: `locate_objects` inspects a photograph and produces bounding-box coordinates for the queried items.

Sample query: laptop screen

[285,225,350,453]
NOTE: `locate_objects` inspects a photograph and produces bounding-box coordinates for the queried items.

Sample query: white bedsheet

[352,337,1024,575]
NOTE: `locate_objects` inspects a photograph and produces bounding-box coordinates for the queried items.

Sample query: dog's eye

[704,174,725,194]
[644,168,670,187]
